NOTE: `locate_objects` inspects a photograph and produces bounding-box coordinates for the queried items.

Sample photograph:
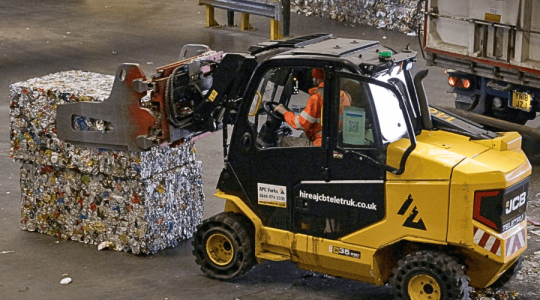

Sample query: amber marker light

[448,76,457,87]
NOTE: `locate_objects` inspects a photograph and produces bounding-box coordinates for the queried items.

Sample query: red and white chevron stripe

[506,228,526,257]
[473,227,501,256]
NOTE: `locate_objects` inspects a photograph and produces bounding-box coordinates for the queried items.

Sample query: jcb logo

[505,192,527,215]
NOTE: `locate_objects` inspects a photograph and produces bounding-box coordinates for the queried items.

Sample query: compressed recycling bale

[9,71,193,179]
[291,0,424,34]
[20,161,204,254]
[10,70,205,254]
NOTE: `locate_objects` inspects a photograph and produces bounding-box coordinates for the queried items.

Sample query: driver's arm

[275,104,300,130]
[274,104,288,115]
[275,94,319,132]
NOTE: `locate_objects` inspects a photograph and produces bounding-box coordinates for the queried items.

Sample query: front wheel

[192,212,256,280]
[390,251,471,300]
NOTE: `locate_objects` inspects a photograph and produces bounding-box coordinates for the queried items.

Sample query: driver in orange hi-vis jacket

[275,68,350,147]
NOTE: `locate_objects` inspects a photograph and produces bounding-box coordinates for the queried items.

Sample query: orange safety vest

[284,83,350,146]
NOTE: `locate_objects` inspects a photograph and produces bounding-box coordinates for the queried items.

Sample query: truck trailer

[424,0,540,126]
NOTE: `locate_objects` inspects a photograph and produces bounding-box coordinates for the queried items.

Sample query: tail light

[447,76,471,89]
[473,178,530,233]
[474,190,503,231]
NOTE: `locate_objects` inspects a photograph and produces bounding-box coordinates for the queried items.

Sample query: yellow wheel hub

[408,274,441,300]
[206,233,234,266]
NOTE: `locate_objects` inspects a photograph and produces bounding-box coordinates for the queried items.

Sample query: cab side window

[247,66,326,149]
[337,78,375,148]
[248,68,281,125]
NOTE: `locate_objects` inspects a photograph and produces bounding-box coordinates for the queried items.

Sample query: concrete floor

[1,1,539,299]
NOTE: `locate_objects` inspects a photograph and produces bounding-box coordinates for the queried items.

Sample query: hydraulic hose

[165,66,203,128]
[165,66,184,128]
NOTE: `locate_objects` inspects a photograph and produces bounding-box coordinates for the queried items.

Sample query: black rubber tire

[455,101,474,111]
[490,256,524,289]
[390,251,471,300]
[192,212,256,280]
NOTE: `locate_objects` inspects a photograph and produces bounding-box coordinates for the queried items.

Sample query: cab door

[224,61,330,231]
[290,72,388,239]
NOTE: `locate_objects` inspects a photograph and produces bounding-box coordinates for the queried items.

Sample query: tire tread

[389,251,471,300]
[192,212,256,280]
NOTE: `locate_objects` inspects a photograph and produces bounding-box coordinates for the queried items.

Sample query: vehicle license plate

[511,91,531,112]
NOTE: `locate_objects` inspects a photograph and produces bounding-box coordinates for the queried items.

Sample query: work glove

[274,104,288,115]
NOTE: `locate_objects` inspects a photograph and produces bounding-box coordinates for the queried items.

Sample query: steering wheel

[263,101,285,120]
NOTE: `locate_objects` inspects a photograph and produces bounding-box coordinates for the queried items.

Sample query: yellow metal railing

[200,0,283,40]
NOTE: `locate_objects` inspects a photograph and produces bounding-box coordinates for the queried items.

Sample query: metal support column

[241,13,254,30]
[227,10,234,26]
[271,0,283,40]
[271,18,283,40]
[206,5,220,27]
[282,0,290,37]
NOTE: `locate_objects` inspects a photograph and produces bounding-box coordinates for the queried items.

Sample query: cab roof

[288,37,378,57]
[247,33,417,71]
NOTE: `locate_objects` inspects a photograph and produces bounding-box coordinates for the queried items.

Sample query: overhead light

[405,62,414,70]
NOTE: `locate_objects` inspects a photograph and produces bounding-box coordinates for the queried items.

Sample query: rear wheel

[192,212,256,280]
[455,99,474,111]
[390,251,471,300]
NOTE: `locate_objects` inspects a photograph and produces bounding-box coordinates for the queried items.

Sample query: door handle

[295,197,309,212]
[241,133,252,152]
